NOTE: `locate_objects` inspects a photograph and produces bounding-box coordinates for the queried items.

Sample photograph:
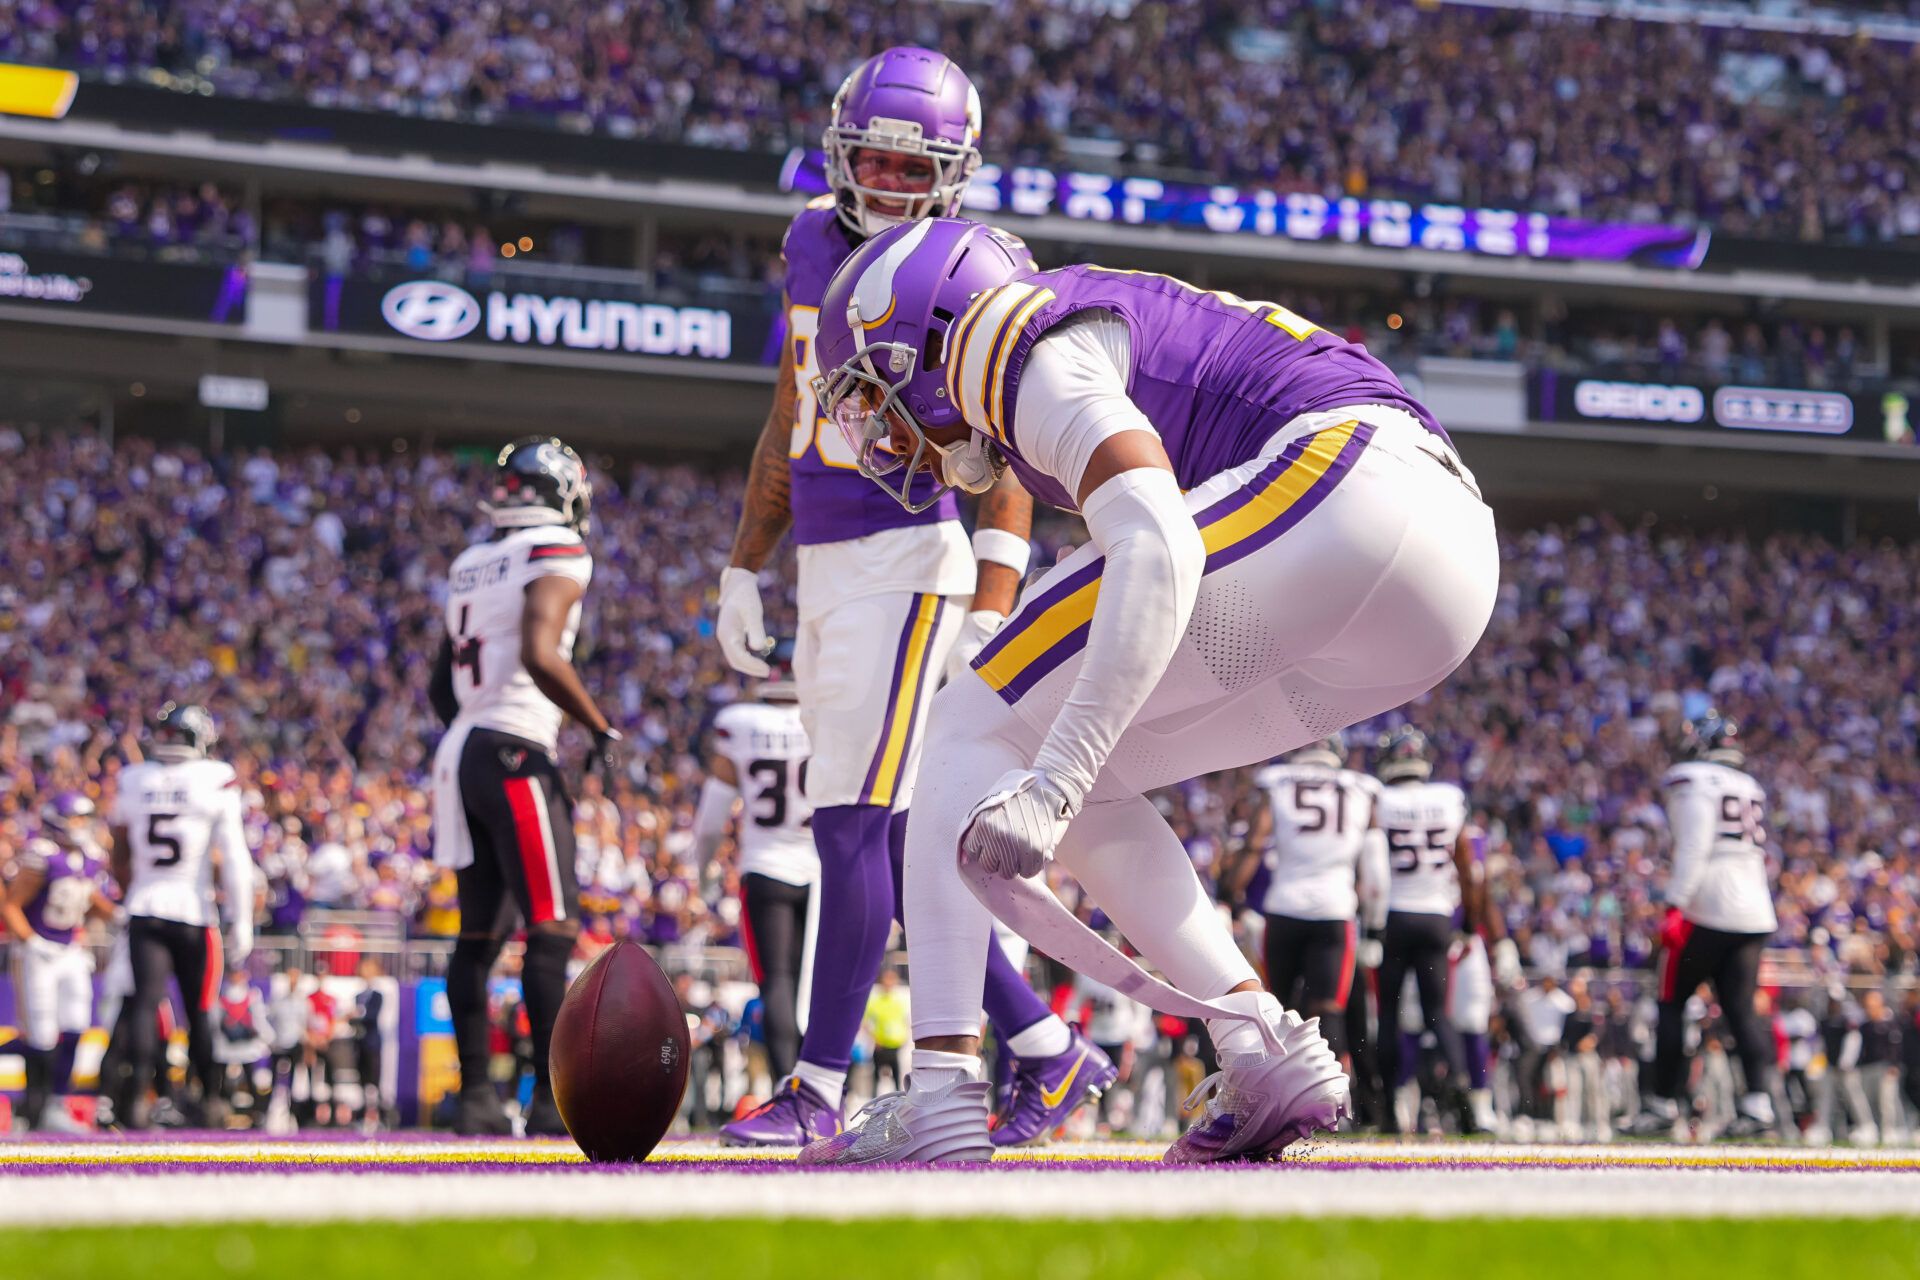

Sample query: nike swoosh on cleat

[1038,1049,1089,1110]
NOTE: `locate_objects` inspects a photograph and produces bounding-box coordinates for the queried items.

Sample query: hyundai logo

[381,280,481,341]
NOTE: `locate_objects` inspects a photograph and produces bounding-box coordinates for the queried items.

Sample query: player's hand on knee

[717,567,774,677]
[944,610,1006,683]
[960,768,1074,880]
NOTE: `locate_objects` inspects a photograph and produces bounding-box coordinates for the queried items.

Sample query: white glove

[1492,936,1522,988]
[225,922,254,967]
[1357,938,1384,970]
[944,609,1006,683]
[716,566,773,678]
[25,933,70,964]
[960,768,1075,881]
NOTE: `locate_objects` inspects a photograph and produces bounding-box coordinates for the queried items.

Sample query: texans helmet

[1678,712,1745,768]
[825,47,983,239]
[1376,726,1433,783]
[40,791,97,846]
[483,436,592,535]
[1287,733,1347,770]
[150,702,218,761]
[814,217,1032,512]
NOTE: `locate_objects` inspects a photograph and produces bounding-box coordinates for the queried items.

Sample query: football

[549,940,691,1162]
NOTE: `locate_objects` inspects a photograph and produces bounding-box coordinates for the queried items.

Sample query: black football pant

[742,872,811,1081]
[451,729,580,1103]
[1653,921,1771,1102]
[1374,911,1465,1110]
[124,915,221,1114]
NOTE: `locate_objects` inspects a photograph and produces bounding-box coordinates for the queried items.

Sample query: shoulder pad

[17,838,54,875]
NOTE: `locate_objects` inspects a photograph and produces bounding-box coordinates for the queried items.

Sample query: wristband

[972,527,1032,577]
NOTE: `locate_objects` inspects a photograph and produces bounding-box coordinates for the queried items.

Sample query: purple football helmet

[40,790,97,846]
[825,47,983,239]
[813,217,1030,512]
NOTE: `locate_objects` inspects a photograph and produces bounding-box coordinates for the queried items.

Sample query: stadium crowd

[2,427,1918,1137]
[6,0,1920,242]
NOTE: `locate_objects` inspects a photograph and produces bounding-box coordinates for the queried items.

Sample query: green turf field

[7,1217,1920,1280]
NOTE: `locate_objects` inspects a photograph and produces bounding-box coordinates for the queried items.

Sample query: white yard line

[0,1145,1918,1224]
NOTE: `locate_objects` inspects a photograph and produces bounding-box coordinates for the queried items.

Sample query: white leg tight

[1052,795,1258,1001]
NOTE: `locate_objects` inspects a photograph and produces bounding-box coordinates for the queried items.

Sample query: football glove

[717,566,774,678]
[587,727,625,784]
[944,610,1006,683]
[960,768,1075,880]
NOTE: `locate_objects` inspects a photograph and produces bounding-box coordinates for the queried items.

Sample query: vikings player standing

[2,793,116,1131]
[802,219,1500,1163]
[715,49,1095,1149]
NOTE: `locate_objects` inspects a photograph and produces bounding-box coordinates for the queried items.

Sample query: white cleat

[798,1074,994,1166]
[1165,1001,1349,1164]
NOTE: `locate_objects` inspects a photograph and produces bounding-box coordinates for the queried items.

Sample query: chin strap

[958,854,1283,1056]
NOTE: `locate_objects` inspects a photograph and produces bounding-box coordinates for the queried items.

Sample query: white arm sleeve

[1010,311,1151,501]
[692,775,739,865]
[1030,467,1204,808]
[215,788,254,949]
[1358,829,1391,932]
[1663,775,1716,913]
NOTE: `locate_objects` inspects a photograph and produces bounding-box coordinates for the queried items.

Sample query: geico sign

[1712,386,1853,434]
[487,293,732,359]
[381,280,733,360]
[1573,380,1705,423]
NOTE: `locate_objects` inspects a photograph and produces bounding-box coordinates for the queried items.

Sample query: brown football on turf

[549,939,690,1162]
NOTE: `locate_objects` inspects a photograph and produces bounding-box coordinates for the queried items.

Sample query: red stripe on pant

[739,883,765,984]
[1334,919,1358,1008]
[504,776,560,924]
[1659,917,1696,1002]
[201,926,223,1013]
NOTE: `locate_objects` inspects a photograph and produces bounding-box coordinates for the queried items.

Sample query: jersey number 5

[147,813,183,868]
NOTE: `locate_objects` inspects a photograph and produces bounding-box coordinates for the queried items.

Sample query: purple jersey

[782,199,957,544]
[954,265,1448,511]
[18,840,105,945]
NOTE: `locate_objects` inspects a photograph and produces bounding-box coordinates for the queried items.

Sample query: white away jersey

[444,526,593,749]
[711,700,817,888]
[1662,761,1776,934]
[111,758,247,927]
[1377,779,1468,916]
[1253,762,1381,921]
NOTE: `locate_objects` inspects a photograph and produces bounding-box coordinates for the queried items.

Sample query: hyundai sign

[311,273,776,366]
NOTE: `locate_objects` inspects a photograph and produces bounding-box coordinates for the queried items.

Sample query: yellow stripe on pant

[860,593,942,807]
[972,420,1368,703]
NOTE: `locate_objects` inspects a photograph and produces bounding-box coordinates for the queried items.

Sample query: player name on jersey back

[111,758,243,927]
[444,526,593,750]
[1254,763,1380,921]
[712,700,817,888]
[1377,779,1467,916]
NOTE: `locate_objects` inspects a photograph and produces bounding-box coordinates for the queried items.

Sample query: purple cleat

[991,1030,1119,1147]
[719,1076,843,1148]
[1163,1005,1349,1164]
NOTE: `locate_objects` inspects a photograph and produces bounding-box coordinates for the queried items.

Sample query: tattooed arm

[946,473,1035,680]
[727,338,798,571]
[970,473,1033,617]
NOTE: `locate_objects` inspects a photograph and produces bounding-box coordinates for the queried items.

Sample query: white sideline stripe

[2,1167,1918,1225]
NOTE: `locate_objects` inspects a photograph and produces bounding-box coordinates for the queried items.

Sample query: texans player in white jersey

[429,436,622,1138]
[715,48,1090,1149]
[695,641,818,1083]
[1227,735,1385,1082]
[1623,714,1780,1140]
[1370,727,1513,1134]
[3,792,116,1131]
[107,703,255,1129]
